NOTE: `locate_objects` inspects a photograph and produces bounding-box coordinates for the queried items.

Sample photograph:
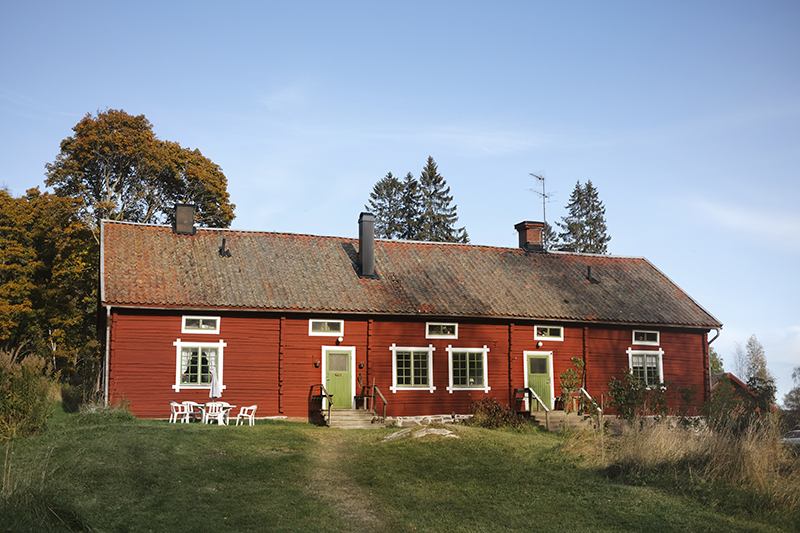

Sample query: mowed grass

[2,407,797,532]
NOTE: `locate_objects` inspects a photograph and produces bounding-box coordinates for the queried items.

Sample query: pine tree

[709,346,724,375]
[416,157,469,243]
[556,180,610,254]
[365,172,404,239]
[398,172,422,240]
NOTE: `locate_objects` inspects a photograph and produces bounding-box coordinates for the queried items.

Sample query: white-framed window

[172,339,227,391]
[627,348,664,387]
[182,316,220,334]
[534,325,563,341]
[426,322,458,339]
[632,330,659,345]
[309,319,344,336]
[390,344,436,393]
[446,345,490,393]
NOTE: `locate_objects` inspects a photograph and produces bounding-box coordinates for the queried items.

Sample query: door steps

[323,408,386,429]
[530,410,600,432]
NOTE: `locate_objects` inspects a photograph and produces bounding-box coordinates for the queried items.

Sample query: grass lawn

[2,406,796,532]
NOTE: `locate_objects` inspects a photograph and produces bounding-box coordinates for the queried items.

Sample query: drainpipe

[104,306,111,407]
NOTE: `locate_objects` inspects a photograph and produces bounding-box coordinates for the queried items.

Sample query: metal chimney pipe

[358,212,375,278]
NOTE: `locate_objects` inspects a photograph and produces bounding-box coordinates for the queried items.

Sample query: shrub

[0,349,58,439]
[562,414,800,516]
[466,397,525,429]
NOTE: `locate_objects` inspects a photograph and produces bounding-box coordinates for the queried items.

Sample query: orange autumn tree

[45,109,235,242]
[0,188,99,389]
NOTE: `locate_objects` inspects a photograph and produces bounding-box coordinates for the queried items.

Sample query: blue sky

[2,1,799,402]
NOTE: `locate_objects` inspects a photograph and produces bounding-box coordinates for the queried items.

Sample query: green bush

[0,349,58,439]
[466,397,525,429]
[71,403,135,425]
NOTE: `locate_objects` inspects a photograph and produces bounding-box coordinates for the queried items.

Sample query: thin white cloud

[690,198,800,252]
[259,82,313,113]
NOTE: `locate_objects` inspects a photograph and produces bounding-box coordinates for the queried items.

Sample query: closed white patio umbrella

[209,371,222,400]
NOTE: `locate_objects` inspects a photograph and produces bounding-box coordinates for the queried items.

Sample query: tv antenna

[529,173,555,226]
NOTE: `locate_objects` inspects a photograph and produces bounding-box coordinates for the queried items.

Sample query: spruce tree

[365,172,404,239]
[416,157,469,243]
[556,180,610,254]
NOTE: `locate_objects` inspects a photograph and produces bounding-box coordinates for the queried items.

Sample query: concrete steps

[530,410,600,432]
[324,408,386,429]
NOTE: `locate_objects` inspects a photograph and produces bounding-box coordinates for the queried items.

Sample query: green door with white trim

[527,353,551,410]
[326,350,352,409]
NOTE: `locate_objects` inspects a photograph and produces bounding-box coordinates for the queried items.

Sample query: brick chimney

[514,221,545,252]
[173,204,196,235]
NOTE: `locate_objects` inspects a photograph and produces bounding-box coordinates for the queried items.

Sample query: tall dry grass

[562,415,800,514]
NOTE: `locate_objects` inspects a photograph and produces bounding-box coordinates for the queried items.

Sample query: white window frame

[632,330,659,346]
[181,316,221,334]
[309,319,344,337]
[446,345,490,393]
[389,344,436,393]
[534,325,564,341]
[426,322,458,339]
[627,348,665,388]
[172,338,227,392]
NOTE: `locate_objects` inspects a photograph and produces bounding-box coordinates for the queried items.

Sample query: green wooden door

[527,354,551,410]
[326,350,352,409]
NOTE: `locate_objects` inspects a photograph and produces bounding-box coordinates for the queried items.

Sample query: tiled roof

[101,221,721,328]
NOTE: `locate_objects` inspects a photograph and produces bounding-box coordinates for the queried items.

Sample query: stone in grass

[382,426,459,442]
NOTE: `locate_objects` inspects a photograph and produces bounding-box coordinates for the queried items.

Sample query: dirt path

[308,431,386,532]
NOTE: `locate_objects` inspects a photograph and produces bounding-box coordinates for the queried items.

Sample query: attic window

[633,330,659,345]
[182,316,220,334]
[309,319,344,336]
[535,326,563,341]
[426,323,458,339]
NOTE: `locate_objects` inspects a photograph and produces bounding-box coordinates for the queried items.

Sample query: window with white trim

[534,325,563,341]
[632,330,659,345]
[627,348,664,387]
[182,316,220,334]
[173,339,226,391]
[446,345,490,393]
[426,322,458,339]
[309,319,344,336]
[390,344,436,393]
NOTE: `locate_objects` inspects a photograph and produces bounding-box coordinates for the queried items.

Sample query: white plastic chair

[235,405,258,426]
[182,401,203,423]
[169,401,190,423]
[204,402,230,425]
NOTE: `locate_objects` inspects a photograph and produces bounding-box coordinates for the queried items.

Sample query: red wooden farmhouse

[99,209,722,423]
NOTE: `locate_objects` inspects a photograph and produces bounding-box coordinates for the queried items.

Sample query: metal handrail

[372,385,387,422]
[578,387,602,415]
[315,384,333,424]
[516,387,549,430]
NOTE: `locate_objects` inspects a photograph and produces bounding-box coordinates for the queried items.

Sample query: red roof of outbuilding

[101,221,721,328]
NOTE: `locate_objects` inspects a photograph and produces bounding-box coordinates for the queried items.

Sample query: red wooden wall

[107,308,710,419]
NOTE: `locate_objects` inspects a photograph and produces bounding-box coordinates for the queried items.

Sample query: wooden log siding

[106,307,711,419]
[585,327,708,415]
